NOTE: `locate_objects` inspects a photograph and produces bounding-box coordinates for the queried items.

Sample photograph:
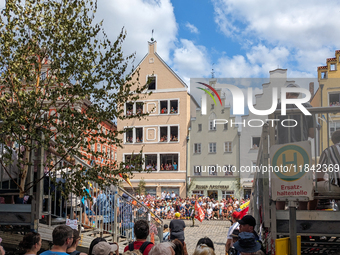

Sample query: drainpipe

[186,128,190,197]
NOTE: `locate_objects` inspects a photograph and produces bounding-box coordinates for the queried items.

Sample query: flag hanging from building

[195,201,205,222]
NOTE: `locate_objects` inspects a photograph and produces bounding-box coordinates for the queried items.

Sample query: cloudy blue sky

[93,0,340,83]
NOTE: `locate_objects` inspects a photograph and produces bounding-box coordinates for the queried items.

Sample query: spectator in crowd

[170,212,186,243]
[228,229,240,255]
[196,237,214,251]
[92,242,119,255]
[122,251,142,255]
[0,243,5,255]
[171,239,184,255]
[124,220,154,255]
[89,238,106,255]
[19,232,42,255]
[149,242,175,255]
[238,215,265,253]
[233,232,264,255]
[66,229,88,255]
[192,244,215,255]
[226,211,241,252]
[40,225,74,255]
[163,224,170,241]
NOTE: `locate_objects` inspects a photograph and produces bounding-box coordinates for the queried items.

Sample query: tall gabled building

[117,40,198,197]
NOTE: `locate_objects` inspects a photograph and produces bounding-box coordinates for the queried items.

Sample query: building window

[194,166,201,176]
[145,187,157,197]
[194,143,201,154]
[224,165,234,176]
[192,190,204,197]
[330,122,340,137]
[126,128,133,143]
[330,63,336,71]
[160,100,168,114]
[160,126,168,142]
[211,104,214,110]
[145,154,157,171]
[124,154,142,170]
[209,120,216,131]
[114,152,117,161]
[136,102,144,114]
[321,71,327,79]
[224,142,232,152]
[329,93,340,106]
[209,143,216,153]
[252,137,260,149]
[170,126,178,142]
[198,124,202,132]
[147,76,156,90]
[170,100,178,114]
[91,143,95,152]
[126,102,133,116]
[136,127,143,143]
[97,144,101,153]
[222,190,234,199]
[209,165,217,176]
[160,154,178,171]
[224,123,228,130]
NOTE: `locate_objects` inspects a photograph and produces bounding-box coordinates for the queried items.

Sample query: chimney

[148,40,157,54]
[309,82,314,98]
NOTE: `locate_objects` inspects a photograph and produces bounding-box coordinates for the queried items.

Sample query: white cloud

[215,44,290,78]
[212,0,340,75]
[96,0,178,64]
[185,22,199,34]
[173,39,212,85]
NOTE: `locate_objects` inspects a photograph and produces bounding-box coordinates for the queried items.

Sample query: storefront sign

[195,185,229,190]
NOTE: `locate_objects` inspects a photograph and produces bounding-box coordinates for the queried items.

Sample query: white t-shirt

[171,193,176,198]
[213,202,219,208]
[207,208,213,215]
[227,222,240,240]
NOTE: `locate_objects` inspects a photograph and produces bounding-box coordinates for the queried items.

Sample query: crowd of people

[136,192,250,221]
[0,213,263,255]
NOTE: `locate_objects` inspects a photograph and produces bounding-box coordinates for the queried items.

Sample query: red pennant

[239,206,249,219]
[195,201,205,222]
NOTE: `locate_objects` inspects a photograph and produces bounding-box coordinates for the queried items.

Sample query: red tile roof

[327,57,337,62]
[318,66,328,70]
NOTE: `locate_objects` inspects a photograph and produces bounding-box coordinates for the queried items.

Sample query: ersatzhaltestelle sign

[270,141,314,201]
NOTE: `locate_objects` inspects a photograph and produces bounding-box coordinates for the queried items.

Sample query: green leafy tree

[0,0,148,198]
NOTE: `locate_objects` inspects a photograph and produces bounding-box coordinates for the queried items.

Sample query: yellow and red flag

[119,173,133,188]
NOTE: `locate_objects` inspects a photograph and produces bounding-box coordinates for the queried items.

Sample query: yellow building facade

[311,50,340,151]
[117,40,197,198]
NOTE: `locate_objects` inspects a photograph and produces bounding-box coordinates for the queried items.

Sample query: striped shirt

[319,142,340,187]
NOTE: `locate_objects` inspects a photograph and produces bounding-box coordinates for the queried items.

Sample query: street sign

[270,141,314,201]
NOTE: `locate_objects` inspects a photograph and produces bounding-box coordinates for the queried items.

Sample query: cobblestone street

[164,219,231,255]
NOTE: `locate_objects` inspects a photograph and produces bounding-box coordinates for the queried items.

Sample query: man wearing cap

[233,232,265,255]
[169,212,186,243]
[92,242,119,255]
[225,211,240,253]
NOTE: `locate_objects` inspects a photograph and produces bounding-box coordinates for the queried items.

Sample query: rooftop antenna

[151,29,154,41]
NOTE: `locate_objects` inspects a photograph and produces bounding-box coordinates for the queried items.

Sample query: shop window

[160,126,168,142]
[135,128,143,143]
[160,100,168,114]
[126,128,133,143]
[170,126,178,142]
[126,102,133,116]
[252,137,260,149]
[170,100,178,114]
[145,154,157,171]
[192,190,204,197]
[160,154,178,171]
[145,187,156,197]
[147,76,156,90]
[222,190,234,199]
[329,93,340,106]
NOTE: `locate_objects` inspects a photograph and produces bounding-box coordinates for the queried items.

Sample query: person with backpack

[67,229,88,255]
[124,220,154,255]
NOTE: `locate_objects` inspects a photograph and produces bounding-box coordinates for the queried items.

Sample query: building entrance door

[208,190,218,200]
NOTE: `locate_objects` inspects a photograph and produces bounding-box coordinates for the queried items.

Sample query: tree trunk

[19,144,31,198]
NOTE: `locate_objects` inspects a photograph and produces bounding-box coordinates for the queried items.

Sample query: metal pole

[113,188,118,243]
[289,201,298,255]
